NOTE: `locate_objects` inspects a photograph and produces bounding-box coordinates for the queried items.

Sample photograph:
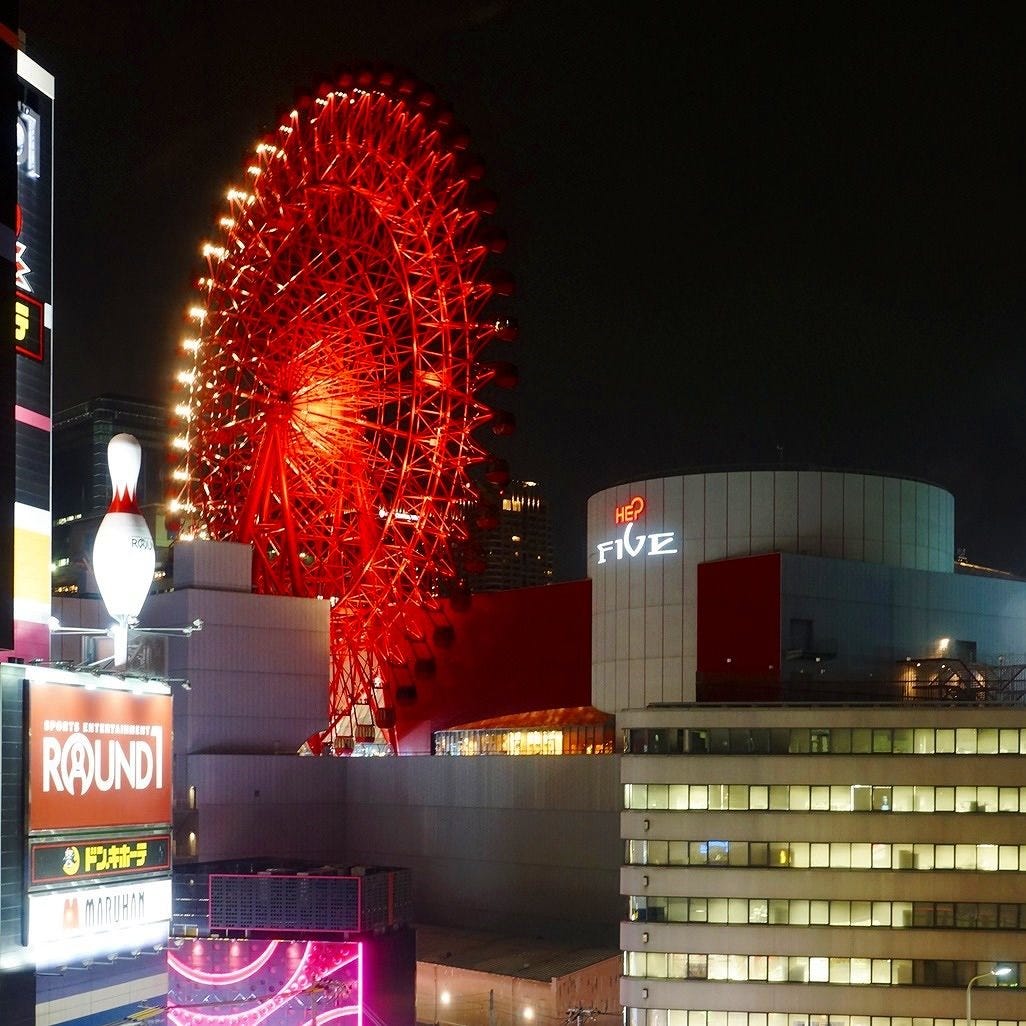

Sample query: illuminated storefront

[434,707,615,756]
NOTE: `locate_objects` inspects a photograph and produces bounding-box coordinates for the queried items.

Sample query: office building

[588,469,1026,1024]
[460,478,554,592]
[620,703,1026,1026]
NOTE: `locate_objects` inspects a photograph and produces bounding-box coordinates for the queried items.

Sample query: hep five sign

[595,495,678,566]
[28,682,172,832]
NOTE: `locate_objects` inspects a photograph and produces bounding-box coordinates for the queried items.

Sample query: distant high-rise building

[463,478,554,592]
[51,394,170,597]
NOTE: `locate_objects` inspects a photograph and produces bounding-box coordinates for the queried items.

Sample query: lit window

[850,958,871,985]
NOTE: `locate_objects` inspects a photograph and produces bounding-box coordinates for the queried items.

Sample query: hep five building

[154,470,1026,1026]
[590,470,1026,1026]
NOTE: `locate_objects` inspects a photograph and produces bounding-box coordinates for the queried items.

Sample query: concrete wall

[145,584,329,757]
[183,752,622,946]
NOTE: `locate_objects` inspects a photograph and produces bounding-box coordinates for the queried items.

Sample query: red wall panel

[394,579,592,753]
[697,554,781,699]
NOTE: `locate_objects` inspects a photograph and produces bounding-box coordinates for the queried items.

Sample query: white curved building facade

[587,470,968,712]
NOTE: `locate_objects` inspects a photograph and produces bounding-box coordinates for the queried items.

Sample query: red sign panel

[15,289,44,360]
[28,681,172,832]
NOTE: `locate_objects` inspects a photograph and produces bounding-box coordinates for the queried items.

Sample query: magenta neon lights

[167,938,362,1026]
[167,938,280,987]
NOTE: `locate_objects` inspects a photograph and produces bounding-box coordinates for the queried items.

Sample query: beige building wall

[619,705,1026,1025]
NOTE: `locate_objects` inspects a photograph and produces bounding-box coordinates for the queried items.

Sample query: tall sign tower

[2,48,54,661]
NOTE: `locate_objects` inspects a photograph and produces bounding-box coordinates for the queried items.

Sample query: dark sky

[19,3,1026,581]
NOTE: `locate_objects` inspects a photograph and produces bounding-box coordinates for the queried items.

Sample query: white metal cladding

[587,471,955,711]
[173,538,253,591]
[146,585,330,756]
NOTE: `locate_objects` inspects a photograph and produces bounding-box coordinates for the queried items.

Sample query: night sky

[19,3,1026,581]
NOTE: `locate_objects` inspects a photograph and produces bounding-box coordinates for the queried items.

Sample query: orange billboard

[28,681,172,832]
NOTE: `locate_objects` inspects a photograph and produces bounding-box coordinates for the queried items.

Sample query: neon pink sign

[167,938,362,1026]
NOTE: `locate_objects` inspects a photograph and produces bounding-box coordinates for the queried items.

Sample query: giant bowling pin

[92,433,155,668]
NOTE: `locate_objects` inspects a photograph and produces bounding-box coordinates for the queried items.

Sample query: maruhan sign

[27,878,172,968]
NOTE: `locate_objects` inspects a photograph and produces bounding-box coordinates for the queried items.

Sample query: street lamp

[966,966,1011,1026]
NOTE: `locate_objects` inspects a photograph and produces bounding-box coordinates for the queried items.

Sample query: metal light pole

[966,966,1011,1026]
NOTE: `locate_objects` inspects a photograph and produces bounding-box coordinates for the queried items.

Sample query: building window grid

[628,895,1026,929]
[625,783,1024,814]
[622,724,1026,1026]
[624,1010,1025,1026]
[623,952,1020,988]
[625,838,1024,871]
[624,726,1025,756]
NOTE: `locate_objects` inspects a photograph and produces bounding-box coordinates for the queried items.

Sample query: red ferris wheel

[167,65,517,753]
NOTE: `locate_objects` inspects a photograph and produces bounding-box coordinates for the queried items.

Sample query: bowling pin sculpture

[92,433,155,669]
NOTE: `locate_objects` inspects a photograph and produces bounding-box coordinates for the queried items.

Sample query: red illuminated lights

[169,67,515,752]
[614,496,645,525]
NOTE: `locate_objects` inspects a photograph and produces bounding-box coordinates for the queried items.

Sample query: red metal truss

[168,67,515,753]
